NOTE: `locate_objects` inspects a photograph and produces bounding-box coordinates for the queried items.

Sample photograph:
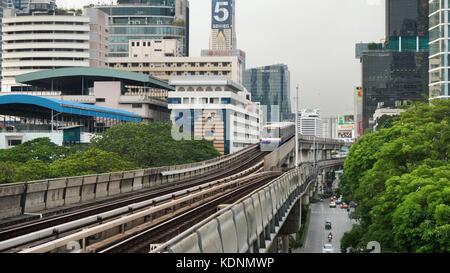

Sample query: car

[329,201,336,208]
[340,203,349,209]
[335,199,342,205]
[322,244,334,253]
[349,201,358,208]
[325,221,332,230]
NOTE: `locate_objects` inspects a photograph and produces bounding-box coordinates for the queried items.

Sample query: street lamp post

[295,85,299,168]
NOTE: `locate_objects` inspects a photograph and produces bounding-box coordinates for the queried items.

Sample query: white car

[322,244,334,253]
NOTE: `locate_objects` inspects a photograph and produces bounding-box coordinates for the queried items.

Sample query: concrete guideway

[7,165,267,253]
[0,144,260,220]
[152,160,344,254]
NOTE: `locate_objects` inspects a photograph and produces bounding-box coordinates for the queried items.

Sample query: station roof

[15,67,175,91]
[0,94,143,122]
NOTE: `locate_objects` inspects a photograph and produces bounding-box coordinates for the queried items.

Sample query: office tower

[298,109,322,138]
[243,64,292,122]
[1,7,108,92]
[386,0,428,51]
[360,50,429,130]
[202,0,245,84]
[97,0,190,57]
[356,0,429,132]
[429,0,450,99]
[322,117,338,139]
[210,0,236,51]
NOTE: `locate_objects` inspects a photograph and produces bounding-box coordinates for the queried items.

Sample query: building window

[168,98,181,104]
[96,98,106,102]
[8,139,22,147]
[132,104,143,108]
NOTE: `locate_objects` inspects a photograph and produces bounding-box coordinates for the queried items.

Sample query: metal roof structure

[0,94,143,122]
[15,67,175,91]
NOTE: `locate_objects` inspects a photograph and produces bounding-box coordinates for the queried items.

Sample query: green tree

[376,115,396,130]
[49,148,136,177]
[0,138,80,164]
[91,123,220,168]
[13,160,50,183]
[0,161,17,184]
[339,100,450,253]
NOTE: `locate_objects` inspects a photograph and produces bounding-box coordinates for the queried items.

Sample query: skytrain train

[260,122,296,152]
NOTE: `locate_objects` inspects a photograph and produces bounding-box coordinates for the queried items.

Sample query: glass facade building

[357,0,430,132]
[97,0,189,57]
[386,0,429,51]
[243,64,292,122]
[429,0,450,99]
[361,51,429,130]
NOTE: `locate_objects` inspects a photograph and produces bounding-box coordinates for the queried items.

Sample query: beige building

[108,55,244,84]
[85,8,109,68]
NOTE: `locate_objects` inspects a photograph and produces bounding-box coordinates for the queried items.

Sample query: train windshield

[262,127,280,138]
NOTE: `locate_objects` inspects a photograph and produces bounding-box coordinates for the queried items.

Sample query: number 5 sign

[212,0,232,29]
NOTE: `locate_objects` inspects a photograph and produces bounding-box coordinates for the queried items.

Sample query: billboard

[338,115,355,125]
[212,0,232,29]
[337,130,353,139]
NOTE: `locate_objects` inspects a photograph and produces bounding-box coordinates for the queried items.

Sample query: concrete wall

[0,144,259,220]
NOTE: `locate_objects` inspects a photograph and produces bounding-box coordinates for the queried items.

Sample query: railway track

[0,150,268,252]
[88,173,281,253]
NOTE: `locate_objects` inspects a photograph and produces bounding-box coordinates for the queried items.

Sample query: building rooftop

[169,76,244,92]
[16,67,175,92]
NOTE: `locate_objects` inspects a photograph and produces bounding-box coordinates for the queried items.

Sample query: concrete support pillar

[302,194,310,206]
[282,235,290,253]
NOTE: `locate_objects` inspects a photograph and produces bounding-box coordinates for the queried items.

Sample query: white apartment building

[298,109,322,138]
[108,54,244,84]
[1,8,108,92]
[168,77,261,154]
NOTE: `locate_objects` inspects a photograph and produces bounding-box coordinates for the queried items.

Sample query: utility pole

[295,85,299,168]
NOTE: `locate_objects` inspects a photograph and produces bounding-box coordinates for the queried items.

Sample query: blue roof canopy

[0,94,142,122]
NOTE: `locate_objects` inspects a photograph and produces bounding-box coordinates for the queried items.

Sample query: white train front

[260,122,296,152]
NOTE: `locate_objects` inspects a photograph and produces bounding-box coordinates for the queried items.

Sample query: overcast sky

[56,0,385,117]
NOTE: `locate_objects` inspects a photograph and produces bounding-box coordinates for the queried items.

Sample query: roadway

[295,200,356,253]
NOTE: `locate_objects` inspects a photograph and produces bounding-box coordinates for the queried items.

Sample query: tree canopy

[340,100,450,253]
[0,123,220,184]
[91,123,220,168]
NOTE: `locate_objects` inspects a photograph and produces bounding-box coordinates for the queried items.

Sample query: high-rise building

[298,109,322,138]
[429,0,450,99]
[360,50,429,130]
[243,64,291,123]
[210,0,236,51]
[1,7,108,92]
[202,0,245,83]
[354,86,364,138]
[356,0,429,132]
[96,0,189,58]
[386,0,428,52]
[322,117,338,139]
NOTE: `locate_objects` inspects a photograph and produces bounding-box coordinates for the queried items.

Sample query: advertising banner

[212,0,232,29]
